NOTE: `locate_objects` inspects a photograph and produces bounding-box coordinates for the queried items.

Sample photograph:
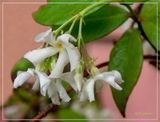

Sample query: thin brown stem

[30,87,72,122]
[144,54,159,60]
[30,104,58,122]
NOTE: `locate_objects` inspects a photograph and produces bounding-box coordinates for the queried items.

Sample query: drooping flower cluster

[13,28,124,105]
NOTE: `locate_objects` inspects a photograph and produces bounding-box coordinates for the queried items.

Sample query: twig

[30,104,58,122]
[144,54,159,60]
[30,87,73,122]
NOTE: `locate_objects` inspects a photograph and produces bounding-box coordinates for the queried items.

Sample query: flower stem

[78,17,83,48]
[54,15,79,36]
[68,17,78,33]
[53,0,106,36]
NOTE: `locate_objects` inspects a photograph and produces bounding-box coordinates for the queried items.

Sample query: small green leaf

[72,4,128,43]
[57,108,88,122]
[11,58,34,82]
[140,0,160,50]
[108,29,143,117]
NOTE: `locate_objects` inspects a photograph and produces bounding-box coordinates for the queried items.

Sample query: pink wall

[0,1,160,121]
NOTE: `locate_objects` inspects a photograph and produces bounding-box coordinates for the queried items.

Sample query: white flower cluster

[13,28,124,105]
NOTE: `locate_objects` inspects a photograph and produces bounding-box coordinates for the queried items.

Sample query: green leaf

[108,29,143,117]
[11,58,34,82]
[33,2,128,43]
[72,4,128,43]
[57,108,88,122]
[140,0,160,50]
[120,0,149,1]
[33,0,96,26]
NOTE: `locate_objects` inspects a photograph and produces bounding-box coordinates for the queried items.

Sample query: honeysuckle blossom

[24,28,80,75]
[80,70,124,102]
[46,79,71,105]
[41,69,79,104]
[13,29,81,105]
[58,63,85,92]
[73,63,85,91]
[13,68,50,96]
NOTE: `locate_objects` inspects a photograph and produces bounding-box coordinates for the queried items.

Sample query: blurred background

[0,0,159,121]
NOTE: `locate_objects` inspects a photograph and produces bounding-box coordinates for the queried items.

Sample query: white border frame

[1,1,159,121]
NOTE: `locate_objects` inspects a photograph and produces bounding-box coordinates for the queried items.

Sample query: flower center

[55,41,63,50]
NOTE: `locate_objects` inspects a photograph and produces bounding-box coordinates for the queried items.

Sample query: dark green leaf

[33,0,97,26]
[108,29,143,117]
[140,0,160,50]
[72,4,128,43]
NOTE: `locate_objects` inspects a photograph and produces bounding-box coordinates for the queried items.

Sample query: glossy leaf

[33,0,96,26]
[11,58,34,82]
[140,0,160,50]
[108,29,143,117]
[72,4,128,43]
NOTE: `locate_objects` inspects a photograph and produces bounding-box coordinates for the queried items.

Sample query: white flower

[14,68,71,105]
[46,79,71,105]
[24,29,80,77]
[74,73,84,92]
[13,29,81,105]
[13,68,50,96]
[58,63,85,92]
[80,70,124,102]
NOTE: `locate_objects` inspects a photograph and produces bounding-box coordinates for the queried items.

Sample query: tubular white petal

[111,70,124,84]
[51,95,61,105]
[49,50,69,78]
[13,71,32,88]
[61,72,77,91]
[34,28,55,44]
[35,71,50,96]
[47,81,61,105]
[64,43,80,71]
[24,47,58,66]
[56,80,71,102]
[32,79,40,91]
[57,33,77,43]
[86,78,96,102]
[47,81,56,97]
[74,74,84,92]
[79,87,87,101]
[103,76,122,90]
[100,71,124,84]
